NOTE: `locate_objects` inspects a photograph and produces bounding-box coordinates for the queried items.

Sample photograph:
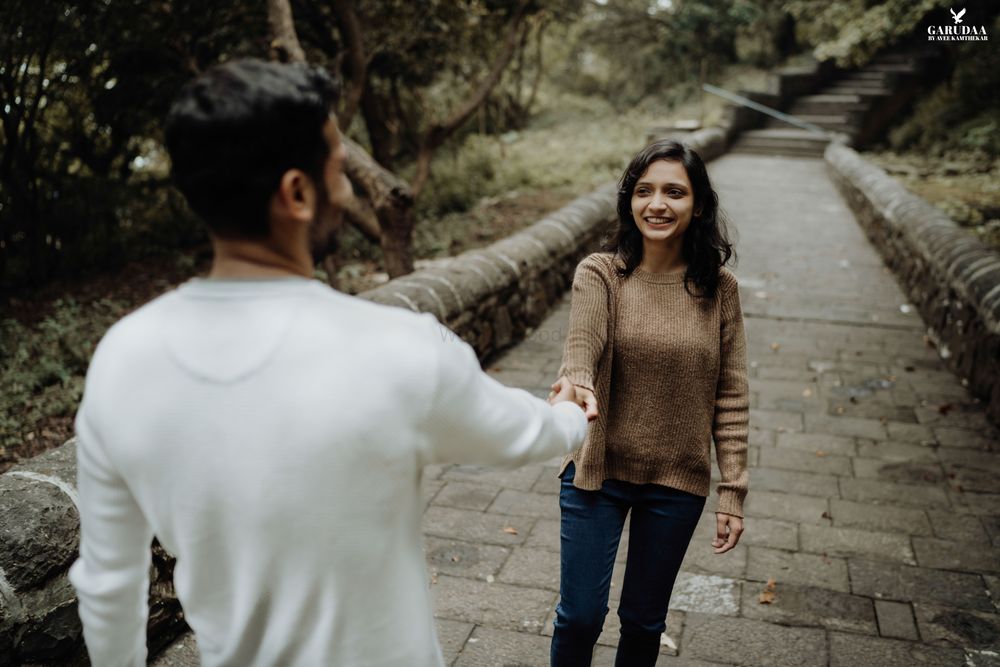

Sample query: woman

[549,139,749,666]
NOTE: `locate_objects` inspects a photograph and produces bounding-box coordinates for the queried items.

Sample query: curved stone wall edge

[824,140,1000,424]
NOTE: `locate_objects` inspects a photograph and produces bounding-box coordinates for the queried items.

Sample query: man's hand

[548,377,598,422]
[712,512,743,554]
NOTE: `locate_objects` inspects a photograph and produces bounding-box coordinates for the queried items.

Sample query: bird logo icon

[951,7,966,24]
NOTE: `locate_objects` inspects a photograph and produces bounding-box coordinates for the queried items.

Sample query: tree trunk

[342,136,415,277]
[266,0,307,63]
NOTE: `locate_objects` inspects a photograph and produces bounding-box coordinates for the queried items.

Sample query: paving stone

[913,603,1000,649]
[799,523,915,564]
[680,541,748,579]
[531,467,562,495]
[934,427,998,451]
[669,573,741,616]
[744,490,830,525]
[838,477,950,509]
[442,464,544,491]
[827,401,917,423]
[875,599,918,640]
[738,516,798,551]
[850,458,944,485]
[828,631,965,666]
[422,506,533,546]
[804,413,888,439]
[912,537,1000,575]
[451,625,551,666]
[829,499,931,536]
[746,546,850,593]
[758,447,852,476]
[948,491,1000,516]
[422,479,445,509]
[683,613,828,667]
[751,468,840,498]
[946,463,1000,494]
[775,431,856,456]
[435,619,474,665]
[430,574,555,633]
[740,581,877,634]
[927,510,987,543]
[885,421,935,442]
[431,481,501,511]
[749,428,777,446]
[487,489,560,519]
[750,409,804,433]
[424,537,510,582]
[983,516,1000,548]
[916,405,994,430]
[856,439,938,462]
[849,559,994,611]
[498,547,560,591]
[523,518,560,552]
[937,447,1000,473]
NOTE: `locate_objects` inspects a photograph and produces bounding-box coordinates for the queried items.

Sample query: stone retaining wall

[0,124,729,665]
[825,141,1000,423]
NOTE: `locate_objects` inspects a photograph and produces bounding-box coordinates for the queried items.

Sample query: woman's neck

[638,240,685,273]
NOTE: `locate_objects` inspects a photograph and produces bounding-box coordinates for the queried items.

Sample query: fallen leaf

[770,342,781,352]
[904,366,916,372]
[834,406,846,415]
[849,396,858,404]
[502,526,518,535]
[938,403,955,416]
[758,579,777,604]
[486,574,495,583]
[802,388,813,397]
[450,555,461,563]
[815,450,827,457]
[821,511,832,520]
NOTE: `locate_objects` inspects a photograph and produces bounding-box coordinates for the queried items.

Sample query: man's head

[165,59,350,245]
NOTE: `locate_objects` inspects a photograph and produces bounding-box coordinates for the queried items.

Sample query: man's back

[70,277,586,666]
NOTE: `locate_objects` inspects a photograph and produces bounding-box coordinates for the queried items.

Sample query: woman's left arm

[712,273,750,552]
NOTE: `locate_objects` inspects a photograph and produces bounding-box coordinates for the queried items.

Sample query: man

[68,59,588,667]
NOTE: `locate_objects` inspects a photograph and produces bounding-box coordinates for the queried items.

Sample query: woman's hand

[548,377,599,422]
[713,513,743,554]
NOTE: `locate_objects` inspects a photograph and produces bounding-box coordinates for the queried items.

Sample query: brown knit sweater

[558,252,750,517]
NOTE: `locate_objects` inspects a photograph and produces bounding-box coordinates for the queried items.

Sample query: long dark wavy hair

[606,139,735,299]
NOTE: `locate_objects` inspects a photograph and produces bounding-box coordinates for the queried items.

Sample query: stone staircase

[731,50,933,158]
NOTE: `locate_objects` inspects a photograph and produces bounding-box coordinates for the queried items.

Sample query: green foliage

[0,0,264,290]
[0,298,127,450]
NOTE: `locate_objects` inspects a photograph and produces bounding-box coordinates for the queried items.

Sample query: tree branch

[330,0,368,129]
[410,0,531,196]
[266,0,307,63]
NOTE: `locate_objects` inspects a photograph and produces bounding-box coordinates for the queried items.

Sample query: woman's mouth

[644,217,674,226]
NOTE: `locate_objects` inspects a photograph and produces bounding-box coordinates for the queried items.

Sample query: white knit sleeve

[68,407,153,667]
[418,317,587,468]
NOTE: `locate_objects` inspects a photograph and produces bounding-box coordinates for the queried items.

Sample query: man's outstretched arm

[419,317,588,467]
[69,409,154,667]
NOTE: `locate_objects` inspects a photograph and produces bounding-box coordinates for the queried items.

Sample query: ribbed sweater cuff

[715,488,745,518]
[563,369,594,392]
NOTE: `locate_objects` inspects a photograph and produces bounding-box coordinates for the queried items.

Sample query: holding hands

[548,377,599,422]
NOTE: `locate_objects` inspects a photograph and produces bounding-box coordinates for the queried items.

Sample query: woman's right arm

[558,256,610,398]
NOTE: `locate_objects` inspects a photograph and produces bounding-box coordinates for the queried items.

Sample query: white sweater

[68,277,586,667]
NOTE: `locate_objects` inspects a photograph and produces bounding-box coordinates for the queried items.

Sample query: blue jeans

[550,463,705,667]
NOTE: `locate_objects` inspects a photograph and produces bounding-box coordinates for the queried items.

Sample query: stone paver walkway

[421,154,1000,666]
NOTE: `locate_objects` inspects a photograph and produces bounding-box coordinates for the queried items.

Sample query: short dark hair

[607,139,735,298]
[165,58,339,239]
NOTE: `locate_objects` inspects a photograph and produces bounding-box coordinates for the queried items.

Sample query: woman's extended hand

[548,377,599,422]
[713,513,744,554]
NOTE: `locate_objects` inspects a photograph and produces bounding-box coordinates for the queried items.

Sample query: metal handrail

[702,83,835,138]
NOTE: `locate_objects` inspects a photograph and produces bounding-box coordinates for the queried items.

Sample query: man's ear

[275,169,316,223]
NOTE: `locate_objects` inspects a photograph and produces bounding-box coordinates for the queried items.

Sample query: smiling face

[630,159,697,251]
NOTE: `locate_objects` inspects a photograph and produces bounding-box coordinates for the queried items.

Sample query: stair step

[730,142,827,157]
[864,63,918,73]
[821,86,892,97]
[789,99,868,115]
[830,78,890,88]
